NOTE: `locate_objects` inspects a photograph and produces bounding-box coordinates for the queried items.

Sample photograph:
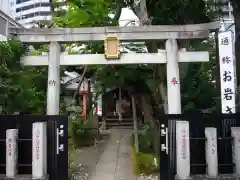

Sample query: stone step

[106,121,133,126]
[105,118,133,121]
[105,116,134,129]
[109,126,133,129]
[106,121,133,129]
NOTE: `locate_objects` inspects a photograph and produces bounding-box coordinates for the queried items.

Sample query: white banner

[218,31,236,113]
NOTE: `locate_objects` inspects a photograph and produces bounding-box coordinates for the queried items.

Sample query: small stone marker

[205,127,218,177]
[176,121,190,179]
[6,129,18,178]
[32,122,47,179]
[231,127,240,175]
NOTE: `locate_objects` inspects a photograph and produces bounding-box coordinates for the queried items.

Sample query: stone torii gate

[9,21,220,179]
[11,21,221,116]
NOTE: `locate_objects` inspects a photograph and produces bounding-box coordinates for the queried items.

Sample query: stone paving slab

[114,131,137,180]
[90,129,137,180]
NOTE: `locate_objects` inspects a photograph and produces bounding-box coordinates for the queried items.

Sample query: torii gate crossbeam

[22,52,209,66]
[10,21,220,43]
[11,22,220,117]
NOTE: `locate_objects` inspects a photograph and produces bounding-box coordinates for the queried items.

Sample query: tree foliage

[53,0,110,27]
[0,40,48,114]
[182,39,218,112]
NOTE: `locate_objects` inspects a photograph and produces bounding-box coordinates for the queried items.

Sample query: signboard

[218,30,236,114]
[104,36,120,59]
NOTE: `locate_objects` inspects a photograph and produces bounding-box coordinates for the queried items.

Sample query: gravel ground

[69,138,109,180]
[137,174,160,180]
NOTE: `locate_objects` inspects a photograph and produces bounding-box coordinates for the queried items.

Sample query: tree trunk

[140,95,153,125]
[140,94,160,155]
[132,96,139,152]
[88,107,100,141]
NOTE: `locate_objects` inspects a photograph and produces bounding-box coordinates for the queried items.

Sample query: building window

[16,11,51,20]
[16,2,50,12]
[10,1,15,8]
[16,0,31,4]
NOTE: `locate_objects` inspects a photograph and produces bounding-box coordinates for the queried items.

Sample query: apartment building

[15,0,67,27]
[0,0,16,18]
[15,0,52,27]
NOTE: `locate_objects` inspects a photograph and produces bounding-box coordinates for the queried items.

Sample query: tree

[182,39,218,113]
[0,40,68,114]
[0,40,48,113]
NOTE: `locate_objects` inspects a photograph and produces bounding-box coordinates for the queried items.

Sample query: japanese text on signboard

[7,138,12,156]
[180,128,187,159]
[218,31,236,114]
[35,130,40,160]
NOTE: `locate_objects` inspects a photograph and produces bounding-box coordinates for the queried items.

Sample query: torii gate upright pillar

[166,39,181,114]
[166,39,190,179]
[47,42,61,115]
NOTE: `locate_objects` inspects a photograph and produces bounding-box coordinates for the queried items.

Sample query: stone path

[70,129,159,180]
[90,129,137,180]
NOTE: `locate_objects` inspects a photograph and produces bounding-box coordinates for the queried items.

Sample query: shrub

[132,146,159,175]
[69,112,94,147]
[131,123,155,153]
[131,123,159,175]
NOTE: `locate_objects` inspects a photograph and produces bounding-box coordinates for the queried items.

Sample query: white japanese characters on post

[231,127,240,175]
[32,122,47,179]
[6,129,18,178]
[176,121,190,179]
[205,128,218,177]
[218,30,236,114]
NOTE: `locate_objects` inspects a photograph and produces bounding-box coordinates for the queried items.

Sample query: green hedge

[68,114,95,147]
[131,133,159,175]
[132,146,159,175]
